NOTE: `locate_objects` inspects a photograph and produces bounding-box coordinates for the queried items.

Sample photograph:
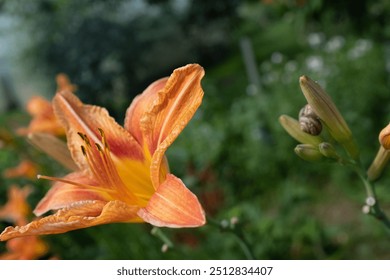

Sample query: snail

[298,104,322,136]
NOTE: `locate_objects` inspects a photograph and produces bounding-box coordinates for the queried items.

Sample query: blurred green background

[1,0,390,259]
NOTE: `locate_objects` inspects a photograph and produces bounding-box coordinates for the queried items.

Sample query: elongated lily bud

[294,144,323,162]
[299,76,359,159]
[279,114,323,146]
[379,123,390,149]
[318,142,340,160]
[367,145,390,181]
[368,123,390,181]
[27,132,79,171]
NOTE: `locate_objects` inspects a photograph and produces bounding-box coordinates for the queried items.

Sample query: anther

[98,128,109,149]
[83,134,91,146]
[77,132,85,139]
[98,128,105,137]
[95,143,103,152]
[81,145,87,156]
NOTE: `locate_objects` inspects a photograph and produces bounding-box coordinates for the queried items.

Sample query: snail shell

[298,104,322,136]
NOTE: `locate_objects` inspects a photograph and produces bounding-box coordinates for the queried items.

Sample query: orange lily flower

[0,185,32,226]
[16,73,76,136]
[0,235,49,260]
[3,160,39,180]
[0,185,49,259]
[0,64,206,241]
[56,73,77,92]
[17,95,65,136]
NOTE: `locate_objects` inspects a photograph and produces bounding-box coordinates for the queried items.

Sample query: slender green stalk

[353,162,390,230]
[151,227,174,249]
[207,217,255,260]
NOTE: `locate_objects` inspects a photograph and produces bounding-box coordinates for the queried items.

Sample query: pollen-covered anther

[81,145,87,156]
[97,127,109,149]
[95,143,103,152]
[78,128,139,204]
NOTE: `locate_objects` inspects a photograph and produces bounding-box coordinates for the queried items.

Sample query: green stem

[353,162,390,230]
[354,165,375,199]
[207,217,255,260]
[151,227,174,248]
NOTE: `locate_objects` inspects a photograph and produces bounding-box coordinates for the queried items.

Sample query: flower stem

[151,227,174,249]
[353,162,390,231]
[207,217,255,260]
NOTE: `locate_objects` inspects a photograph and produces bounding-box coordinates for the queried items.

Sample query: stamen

[98,128,109,149]
[37,174,117,195]
[82,143,106,184]
[83,134,91,147]
[74,128,139,204]
[98,128,104,137]
[96,139,124,188]
[81,145,87,156]
[97,128,138,203]
[95,143,103,152]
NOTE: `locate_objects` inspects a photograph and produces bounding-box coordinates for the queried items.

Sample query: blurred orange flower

[0,185,49,259]
[0,185,32,225]
[0,64,206,241]
[17,95,65,136]
[56,73,77,92]
[0,235,49,260]
[3,160,39,180]
[17,73,76,136]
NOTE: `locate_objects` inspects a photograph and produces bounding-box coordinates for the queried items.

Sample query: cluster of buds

[280,75,390,224]
[279,75,358,164]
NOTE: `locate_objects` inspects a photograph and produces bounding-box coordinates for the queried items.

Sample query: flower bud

[279,114,323,146]
[367,145,390,181]
[379,123,390,149]
[318,142,340,160]
[294,144,323,162]
[299,75,359,159]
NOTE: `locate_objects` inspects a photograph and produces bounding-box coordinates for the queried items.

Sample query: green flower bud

[367,145,390,181]
[318,142,340,160]
[294,144,323,162]
[299,75,359,159]
[279,114,323,146]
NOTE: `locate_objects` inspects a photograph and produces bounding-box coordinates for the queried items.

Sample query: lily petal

[53,90,158,208]
[124,77,168,146]
[27,132,79,171]
[125,64,205,188]
[0,200,140,241]
[53,90,144,171]
[33,171,108,216]
[137,174,205,228]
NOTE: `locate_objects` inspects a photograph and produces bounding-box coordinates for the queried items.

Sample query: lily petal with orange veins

[0,64,206,241]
